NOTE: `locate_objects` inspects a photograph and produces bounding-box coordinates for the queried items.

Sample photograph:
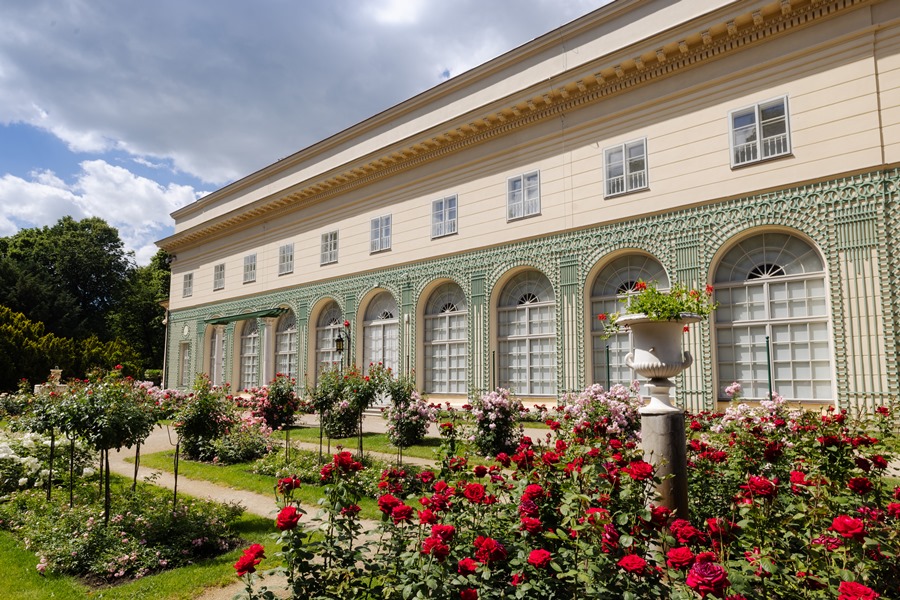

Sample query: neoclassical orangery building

[158,0,900,413]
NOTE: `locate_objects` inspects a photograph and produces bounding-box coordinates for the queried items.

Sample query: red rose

[831,515,867,540]
[460,589,478,600]
[458,557,478,575]
[463,483,486,504]
[522,484,544,501]
[495,452,511,467]
[473,536,507,563]
[650,504,672,527]
[520,517,543,533]
[277,476,301,494]
[431,524,456,542]
[422,535,450,561]
[740,475,778,499]
[838,580,881,600]
[887,503,900,519]
[527,548,552,569]
[243,543,265,559]
[666,546,695,569]
[848,477,873,495]
[340,504,361,517]
[378,494,402,515]
[418,508,437,524]
[617,554,647,574]
[511,573,525,586]
[233,552,261,576]
[391,504,413,524]
[670,519,705,544]
[343,320,350,328]
[333,451,354,470]
[473,465,488,478]
[686,561,730,598]
[275,506,301,531]
[624,460,654,481]
[419,470,435,484]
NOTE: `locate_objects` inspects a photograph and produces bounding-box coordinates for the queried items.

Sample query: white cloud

[0,0,611,185]
[0,160,199,264]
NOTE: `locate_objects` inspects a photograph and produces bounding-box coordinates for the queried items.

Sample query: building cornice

[158,0,874,253]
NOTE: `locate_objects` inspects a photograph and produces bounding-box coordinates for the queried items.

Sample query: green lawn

[275,426,444,461]
[0,506,274,600]
[134,450,382,520]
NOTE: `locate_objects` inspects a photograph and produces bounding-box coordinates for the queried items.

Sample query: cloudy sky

[0,0,610,264]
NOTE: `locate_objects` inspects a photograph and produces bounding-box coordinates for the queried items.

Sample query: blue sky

[0,0,609,264]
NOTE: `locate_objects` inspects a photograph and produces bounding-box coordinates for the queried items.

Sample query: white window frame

[182,273,193,298]
[729,96,791,168]
[370,215,392,253]
[243,254,257,284]
[604,138,648,198]
[278,243,294,276]
[213,263,225,291]
[432,195,458,239]
[507,171,540,221]
[321,231,338,265]
[275,312,298,379]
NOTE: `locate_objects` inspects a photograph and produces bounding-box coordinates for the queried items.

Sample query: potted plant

[597,280,717,412]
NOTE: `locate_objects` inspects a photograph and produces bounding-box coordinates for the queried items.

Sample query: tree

[108,249,170,369]
[0,217,134,339]
[0,305,76,390]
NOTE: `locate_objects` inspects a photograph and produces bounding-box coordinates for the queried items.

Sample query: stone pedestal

[641,382,688,518]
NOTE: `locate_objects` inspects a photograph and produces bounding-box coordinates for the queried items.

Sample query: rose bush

[236,384,898,599]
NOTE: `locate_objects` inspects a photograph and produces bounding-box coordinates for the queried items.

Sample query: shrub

[0,479,243,582]
[469,387,524,456]
[384,374,436,449]
[313,364,390,438]
[239,374,300,430]
[210,411,273,464]
[173,375,234,460]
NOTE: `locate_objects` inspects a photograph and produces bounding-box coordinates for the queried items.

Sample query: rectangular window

[507,171,540,221]
[432,195,458,238]
[321,231,338,265]
[179,342,191,387]
[604,138,648,197]
[182,273,193,298]
[243,254,257,283]
[278,243,294,275]
[370,215,392,253]
[213,263,225,290]
[730,96,790,167]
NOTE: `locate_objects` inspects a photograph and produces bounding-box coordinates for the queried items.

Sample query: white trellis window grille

[363,292,399,373]
[714,232,832,402]
[498,271,556,395]
[370,215,392,253]
[275,311,297,379]
[316,301,344,377]
[424,283,467,394]
[590,255,669,387]
[239,319,260,390]
[432,195,458,238]
[278,243,294,275]
[730,96,790,167]
[604,139,648,197]
[507,171,540,221]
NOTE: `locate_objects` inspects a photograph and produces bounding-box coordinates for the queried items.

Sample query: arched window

[239,319,260,390]
[208,326,225,386]
[714,232,831,401]
[364,292,399,373]
[275,311,298,379]
[316,301,343,376]
[498,271,556,395]
[590,255,669,387]
[424,283,467,394]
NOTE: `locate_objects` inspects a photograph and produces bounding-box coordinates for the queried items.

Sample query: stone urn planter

[620,312,700,414]
[619,312,700,518]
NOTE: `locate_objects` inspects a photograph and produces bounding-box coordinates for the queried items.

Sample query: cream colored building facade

[158,0,900,413]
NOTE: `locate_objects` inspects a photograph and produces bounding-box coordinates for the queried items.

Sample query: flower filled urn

[621,312,700,414]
